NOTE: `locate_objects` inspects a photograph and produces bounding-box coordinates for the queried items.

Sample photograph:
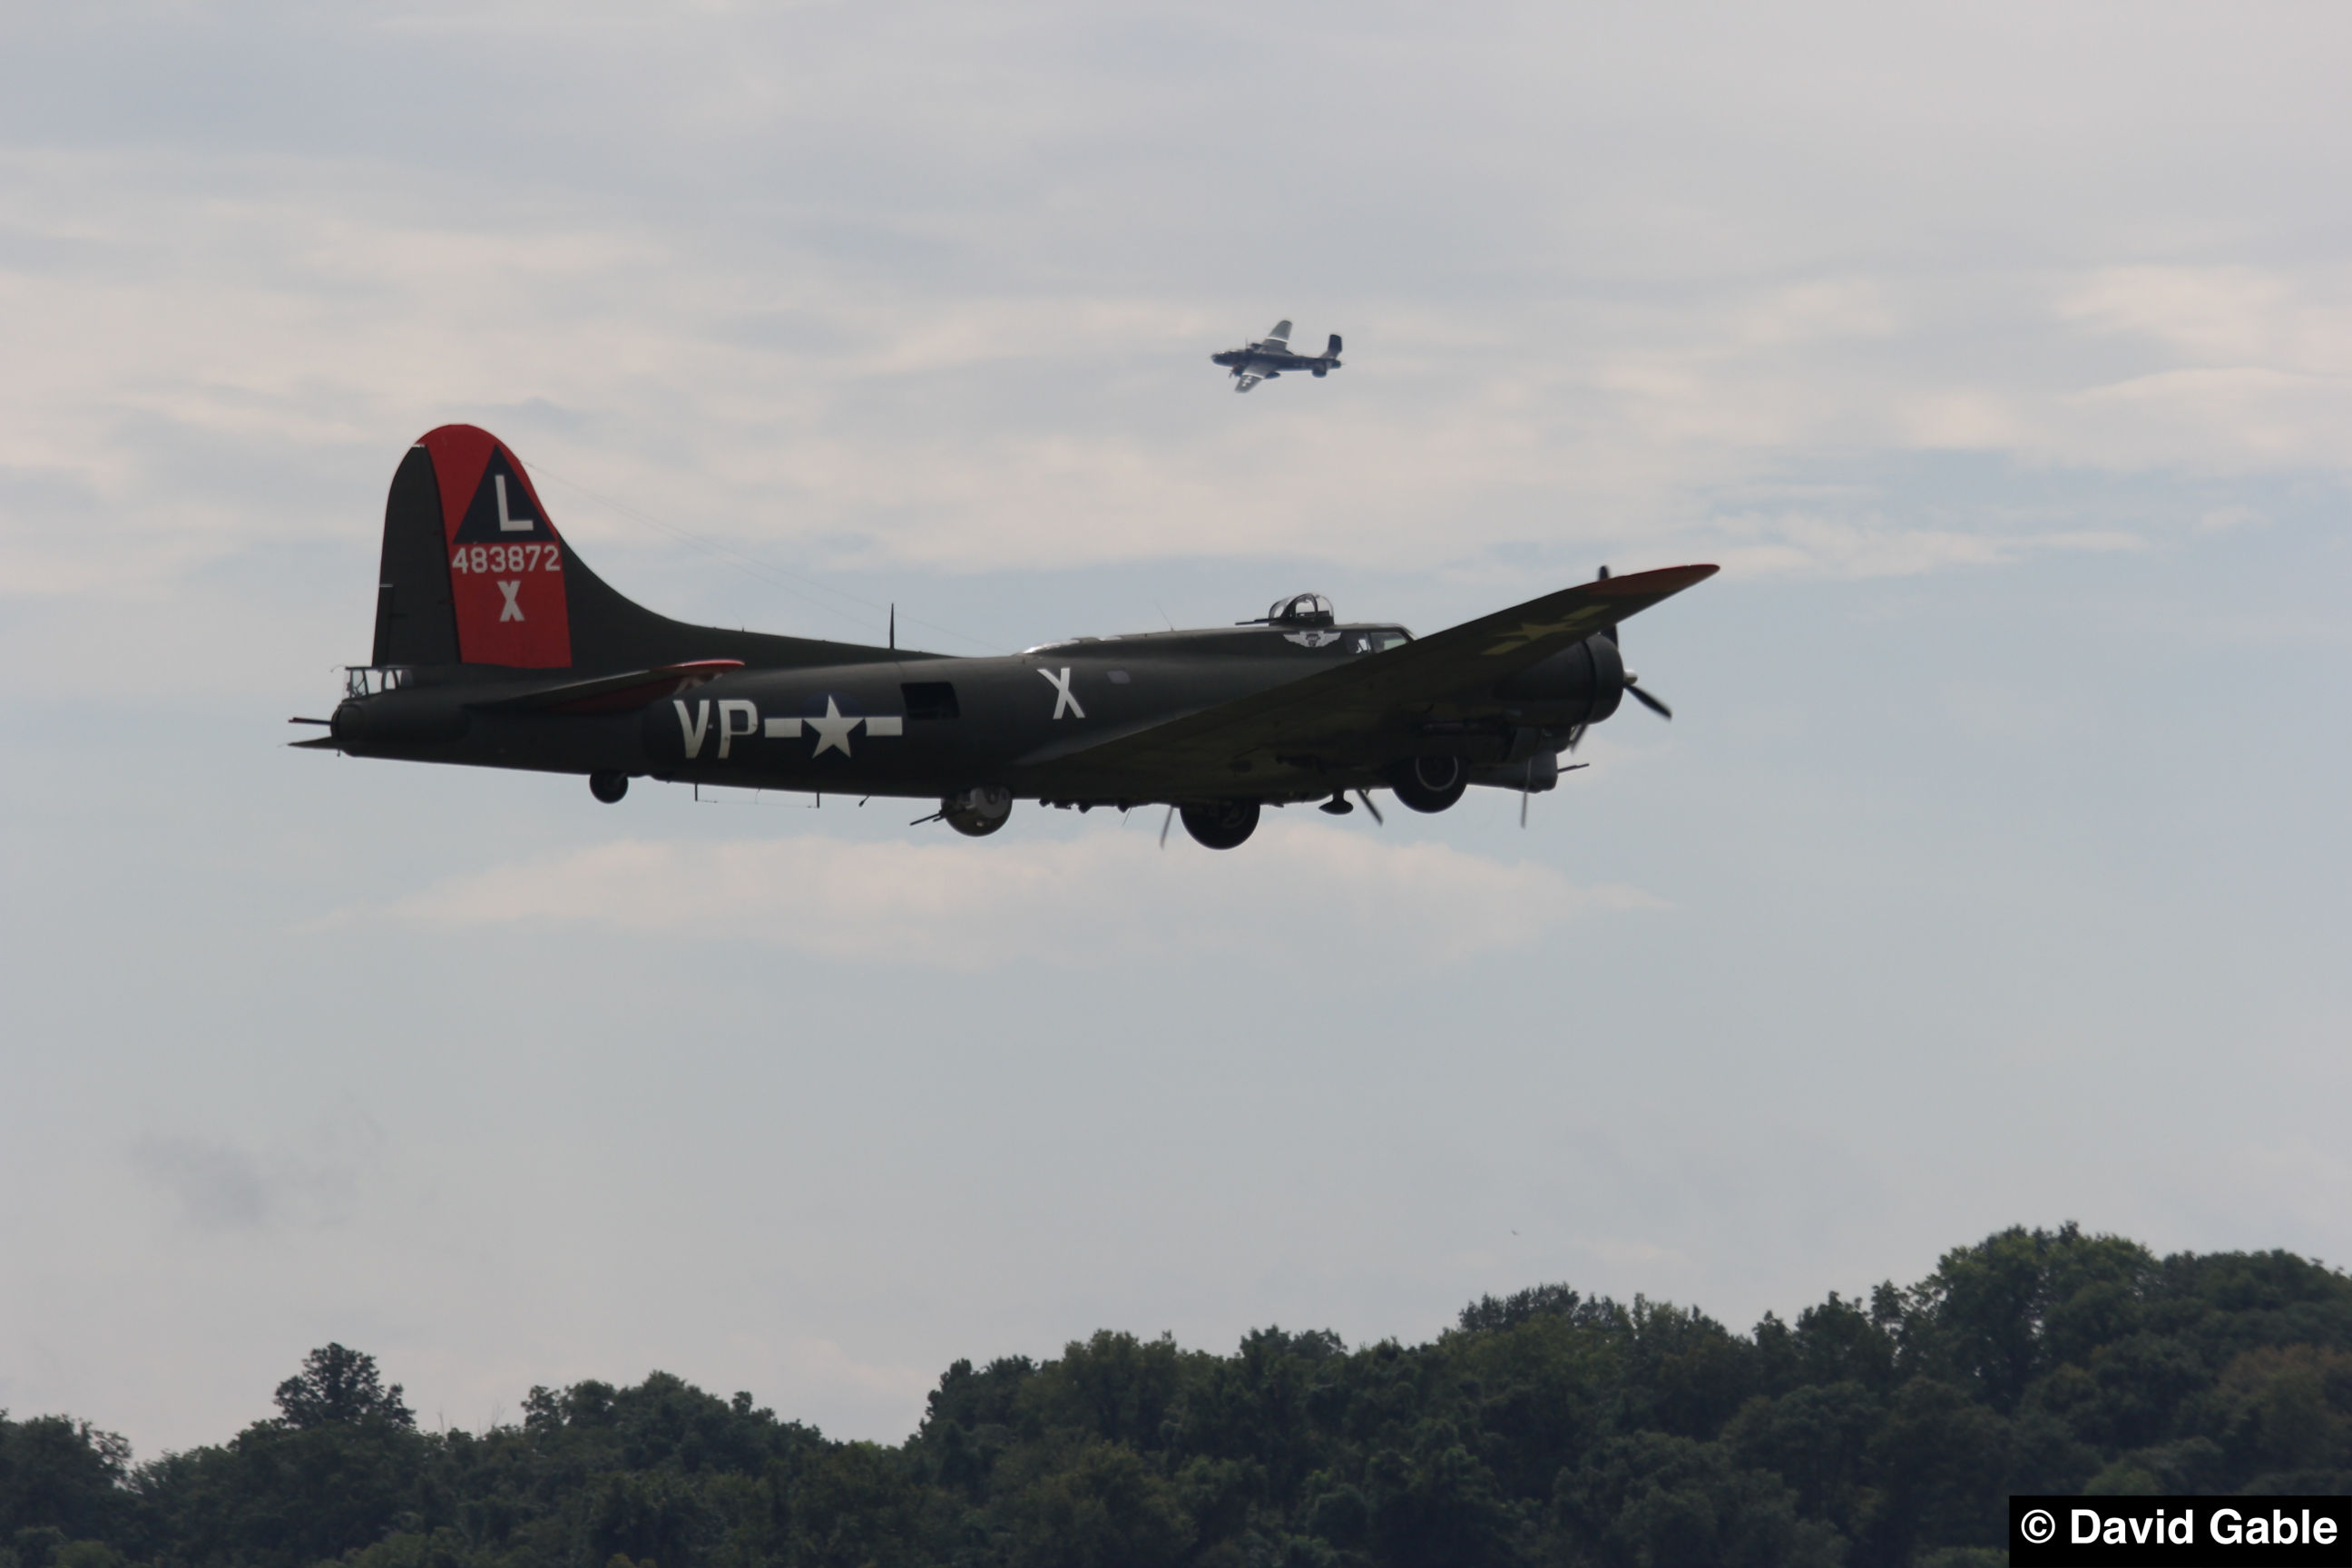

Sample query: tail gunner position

[296,426,1714,850]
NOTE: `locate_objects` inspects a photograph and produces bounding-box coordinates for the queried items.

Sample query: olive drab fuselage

[639,635,1395,800]
[328,618,1635,808]
[303,425,1712,838]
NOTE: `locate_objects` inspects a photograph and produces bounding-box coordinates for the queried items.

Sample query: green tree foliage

[273,1348,416,1433]
[4,1226,2349,1566]
[0,1414,132,1543]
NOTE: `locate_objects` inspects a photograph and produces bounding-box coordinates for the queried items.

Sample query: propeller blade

[1520,760,1531,829]
[1355,789,1384,825]
[1160,805,1174,848]
[1627,681,1672,720]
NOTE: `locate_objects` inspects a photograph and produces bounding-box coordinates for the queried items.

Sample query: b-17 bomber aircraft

[297,426,1715,849]
[1210,319,1342,392]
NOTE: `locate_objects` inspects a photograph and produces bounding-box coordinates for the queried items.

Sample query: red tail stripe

[416,424,573,669]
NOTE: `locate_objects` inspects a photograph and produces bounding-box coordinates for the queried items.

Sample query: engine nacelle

[1492,633,1624,726]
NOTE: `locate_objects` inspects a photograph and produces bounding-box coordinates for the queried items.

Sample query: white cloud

[1701,510,2142,581]
[2058,265,2352,371]
[358,820,1663,969]
[8,139,2351,610]
[2051,368,2352,473]
[2196,504,2267,534]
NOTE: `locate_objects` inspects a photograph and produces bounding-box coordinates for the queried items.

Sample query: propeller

[1596,563,1674,720]
[1622,673,1673,720]
[1161,805,1175,848]
[1356,789,1383,825]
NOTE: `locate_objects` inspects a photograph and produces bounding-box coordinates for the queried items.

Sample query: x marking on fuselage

[1040,666,1085,720]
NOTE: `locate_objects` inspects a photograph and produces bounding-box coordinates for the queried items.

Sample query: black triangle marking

[452,449,556,544]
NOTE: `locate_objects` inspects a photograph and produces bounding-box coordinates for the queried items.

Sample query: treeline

[5,1225,2350,1567]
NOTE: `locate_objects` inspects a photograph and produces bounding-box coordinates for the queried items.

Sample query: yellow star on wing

[1482,612,1599,656]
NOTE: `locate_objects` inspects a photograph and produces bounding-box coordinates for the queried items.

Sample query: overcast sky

[3,2,2348,1455]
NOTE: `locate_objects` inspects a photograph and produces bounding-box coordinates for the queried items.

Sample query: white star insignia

[805,696,860,757]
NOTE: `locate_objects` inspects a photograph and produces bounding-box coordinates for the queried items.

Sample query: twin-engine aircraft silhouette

[296,426,1714,849]
[1210,319,1342,392]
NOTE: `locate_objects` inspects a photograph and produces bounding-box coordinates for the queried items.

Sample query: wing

[1260,319,1292,349]
[1015,564,1717,795]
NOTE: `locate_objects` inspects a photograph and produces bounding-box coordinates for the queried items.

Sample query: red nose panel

[418,425,573,669]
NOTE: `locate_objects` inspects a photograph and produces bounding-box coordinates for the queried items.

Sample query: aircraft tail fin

[370,425,909,674]
[373,426,573,669]
[1325,333,1342,358]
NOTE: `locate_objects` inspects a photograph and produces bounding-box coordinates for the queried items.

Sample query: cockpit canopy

[1267,592,1335,627]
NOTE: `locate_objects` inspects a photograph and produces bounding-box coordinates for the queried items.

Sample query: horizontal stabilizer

[468,659,746,715]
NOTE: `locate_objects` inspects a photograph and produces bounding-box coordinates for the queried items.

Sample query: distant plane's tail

[1325,333,1342,358]
[370,425,908,674]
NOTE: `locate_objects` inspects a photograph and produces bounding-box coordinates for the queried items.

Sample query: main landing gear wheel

[589,771,629,804]
[1181,799,1260,850]
[1387,756,1468,813]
